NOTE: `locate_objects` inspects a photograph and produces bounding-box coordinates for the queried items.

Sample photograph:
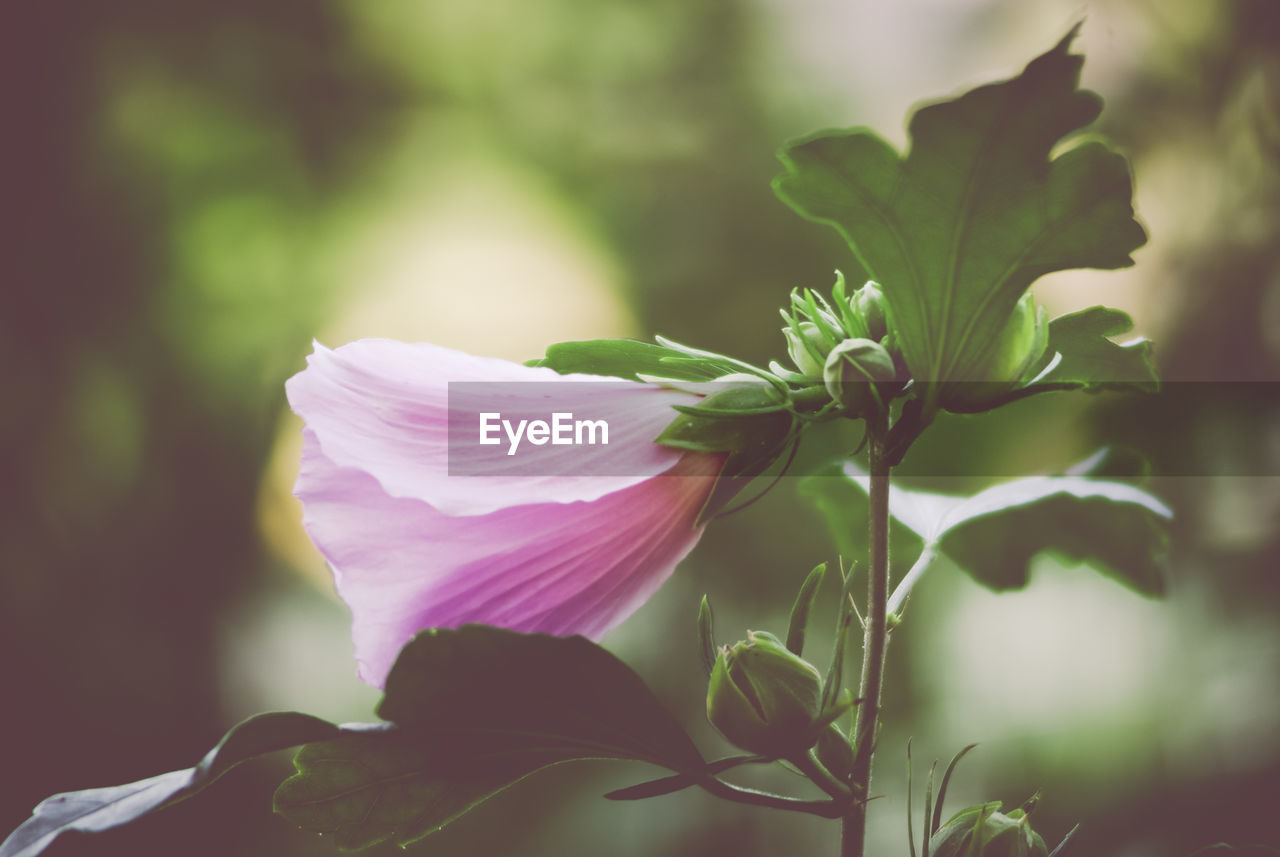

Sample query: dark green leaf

[378,626,703,769]
[1,713,341,857]
[786,563,827,656]
[773,28,1145,412]
[939,489,1168,593]
[276,626,705,849]
[803,460,1172,596]
[533,339,724,382]
[274,726,517,851]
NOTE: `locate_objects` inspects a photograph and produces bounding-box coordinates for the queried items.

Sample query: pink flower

[286,338,722,687]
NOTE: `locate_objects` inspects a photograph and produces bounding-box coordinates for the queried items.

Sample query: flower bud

[815,722,855,781]
[979,293,1048,385]
[851,281,888,342]
[929,802,1049,857]
[784,322,830,378]
[706,630,824,758]
[938,293,1048,412]
[822,338,898,412]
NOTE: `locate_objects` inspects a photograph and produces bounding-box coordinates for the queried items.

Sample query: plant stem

[841,416,892,857]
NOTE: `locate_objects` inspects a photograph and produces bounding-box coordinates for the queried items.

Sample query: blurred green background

[4,0,1278,855]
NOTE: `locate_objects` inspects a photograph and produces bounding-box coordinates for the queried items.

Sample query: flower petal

[298,429,722,687]
[286,339,698,516]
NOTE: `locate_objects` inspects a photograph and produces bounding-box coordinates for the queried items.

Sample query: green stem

[841,414,892,857]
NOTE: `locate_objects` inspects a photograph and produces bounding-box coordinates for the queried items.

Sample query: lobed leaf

[802,458,1172,596]
[948,306,1159,413]
[774,27,1146,412]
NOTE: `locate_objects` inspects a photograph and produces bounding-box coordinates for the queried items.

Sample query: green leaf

[275,626,705,850]
[803,459,1172,596]
[1029,306,1157,394]
[1,713,341,857]
[946,305,1159,413]
[773,27,1146,412]
[533,339,725,382]
[274,727,500,851]
[786,563,827,656]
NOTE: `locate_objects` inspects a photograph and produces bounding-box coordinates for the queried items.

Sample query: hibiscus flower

[287,338,723,687]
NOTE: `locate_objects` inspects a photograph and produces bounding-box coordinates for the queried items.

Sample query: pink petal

[298,429,721,687]
[286,339,698,516]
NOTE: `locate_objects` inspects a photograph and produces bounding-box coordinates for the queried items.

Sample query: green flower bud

[815,722,855,781]
[939,293,1048,412]
[784,322,830,378]
[929,803,1049,857]
[822,338,898,412]
[706,630,824,758]
[851,281,888,342]
[979,293,1048,385]
[881,332,910,378]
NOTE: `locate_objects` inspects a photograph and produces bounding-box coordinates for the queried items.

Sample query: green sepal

[929,801,1049,857]
[821,560,857,712]
[786,562,828,656]
[933,744,980,837]
[656,382,798,522]
[656,386,794,459]
[533,338,727,382]
[698,594,717,676]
